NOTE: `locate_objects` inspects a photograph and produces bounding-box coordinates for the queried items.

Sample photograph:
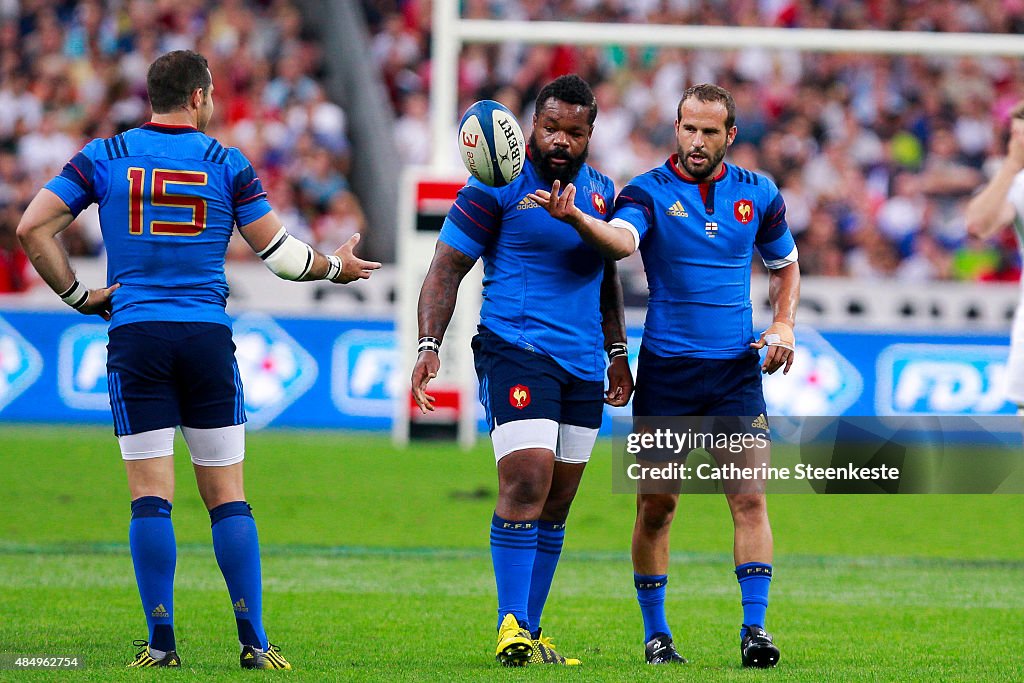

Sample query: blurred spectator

[0,203,29,293]
[393,91,431,165]
[313,189,366,256]
[296,147,349,212]
[2,0,364,271]
[363,0,1024,282]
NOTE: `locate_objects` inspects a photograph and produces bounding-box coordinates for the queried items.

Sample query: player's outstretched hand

[332,233,382,283]
[605,355,634,406]
[79,282,120,321]
[527,180,583,226]
[411,351,440,413]
[751,321,795,375]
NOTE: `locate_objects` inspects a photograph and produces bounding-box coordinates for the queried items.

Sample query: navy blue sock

[736,562,772,637]
[129,496,176,653]
[527,520,566,636]
[490,513,538,631]
[635,574,671,642]
[210,501,267,650]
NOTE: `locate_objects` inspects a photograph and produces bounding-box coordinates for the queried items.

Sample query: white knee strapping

[555,423,598,464]
[119,427,176,461]
[182,424,245,467]
[491,418,559,462]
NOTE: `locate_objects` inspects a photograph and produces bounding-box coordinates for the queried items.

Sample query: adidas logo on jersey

[751,414,769,430]
[665,201,688,217]
[151,604,169,618]
[233,598,249,613]
[517,196,539,211]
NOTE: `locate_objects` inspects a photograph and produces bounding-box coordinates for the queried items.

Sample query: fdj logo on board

[58,324,110,410]
[878,344,1012,415]
[331,331,399,417]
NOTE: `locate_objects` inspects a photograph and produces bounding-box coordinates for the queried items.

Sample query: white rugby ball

[458,100,526,187]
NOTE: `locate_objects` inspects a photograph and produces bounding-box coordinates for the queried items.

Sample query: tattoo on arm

[600,258,627,349]
[417,242,477,342]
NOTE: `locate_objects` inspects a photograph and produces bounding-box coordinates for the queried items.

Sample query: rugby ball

[458,100,526,187]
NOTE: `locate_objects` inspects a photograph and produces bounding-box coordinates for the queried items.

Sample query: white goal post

[395,1,1024,448]
[429,0,1024,170]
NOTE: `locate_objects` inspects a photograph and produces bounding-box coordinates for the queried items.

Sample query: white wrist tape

[764,333,795,351]
[257,226,314,281]
[325,254,342,282]
[59,279,89,310]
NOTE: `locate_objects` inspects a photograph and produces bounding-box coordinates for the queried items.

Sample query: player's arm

[601,258,633,406]
[965,115,1024,239]
[751,262,800,375]
[527,180,636,259]
[238,209,381,283]
[751,189,800,375]
[16,188,119,320]
[411,242,477,413]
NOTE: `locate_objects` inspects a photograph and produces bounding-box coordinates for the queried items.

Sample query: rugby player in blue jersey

[530,83,799,668]
[17,50,380,670]
[411,75,633,667]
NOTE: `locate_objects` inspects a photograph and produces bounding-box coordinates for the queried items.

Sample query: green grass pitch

[0,424,1021,681]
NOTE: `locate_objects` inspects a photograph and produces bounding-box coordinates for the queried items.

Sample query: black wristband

[607,341,628,361]
[59,280,89,310]
[418,336,441,354]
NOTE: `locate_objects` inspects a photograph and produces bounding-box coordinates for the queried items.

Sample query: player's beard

[678,143,727,180]
[529,134,588,186]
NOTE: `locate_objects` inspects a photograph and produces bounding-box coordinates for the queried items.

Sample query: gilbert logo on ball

[458,100,525,187]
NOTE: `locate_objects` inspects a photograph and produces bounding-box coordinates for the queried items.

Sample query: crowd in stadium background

[3,0,1024,292]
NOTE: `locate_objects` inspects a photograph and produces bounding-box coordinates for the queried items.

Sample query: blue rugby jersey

[45,123,272,330]
[611,156,797,359]
[439,159,615,382]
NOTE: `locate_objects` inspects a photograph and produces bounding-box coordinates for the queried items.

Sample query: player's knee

[502,476,549,508]
[638,494,677,531]
[541,494,573,522]
[728,493,767,526]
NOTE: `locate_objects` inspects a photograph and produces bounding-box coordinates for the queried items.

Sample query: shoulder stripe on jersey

[115,134,128,158]
[203,140,218,161]
[105,135,123,159]
[650,170,671,185]
[467,199,495,217]
[215,147,229,164]
[235,177,259,197]
[617,193,653,220]
[236,191,268,204]
[735,168,760,186]
[67,160,92,188]
[452,202,495,234]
